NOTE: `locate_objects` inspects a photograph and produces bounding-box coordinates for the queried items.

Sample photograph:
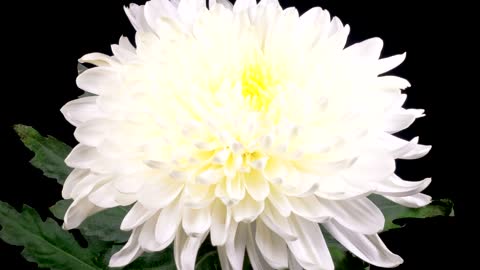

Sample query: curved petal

[139,214,169,251]
[376,175,431,197]
[384,193,432,208]
[217,245,233,270]
[244,223,274,270]
[155,198,182,246]
[287,215,334,270]
[260,202,297,241]
[76,67,120,95]
[137,179,184,209]
[244,170,270,201]
[64,197,103,230]
[232,194,264,222]
[121,202,157,231]
[343,150,395,185]
[344,37,384,60]
[324,220,403,268]
[65,144,99,169]
[178,232,208,270]
[182,206,212,237]
[377,53,406,75]
[74,119,114,147]
[79,53,116,67]
[62,169,89,199]
[88,182,122,208]
[267,184,291,217]
[61,96,103,127]
[288,195,329,223]
[109,227,143,267]
[319,197,385,234]
[225,222,246,270]
[255,220,288,269]
[210,200,232,246]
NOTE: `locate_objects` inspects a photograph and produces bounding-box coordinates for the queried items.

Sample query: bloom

[61,0,432,268]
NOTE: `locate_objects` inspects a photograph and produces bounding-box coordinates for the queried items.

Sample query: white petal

[139,214,168,252]
[121,202,157,231]
[70,173,107,199]
[376,75,411,91]
[79,53,116,66]
[401,144,432,160]
[343,150,395,185]
[88,182,121,208]
[124,4,150,32]
[76,67,120,95]
[63,197,102,230]
[319,197,385,234]
[61,96,104,127]
[155,198,182,246]
[260,202,297,241]
[178,0,206,26]
[210,200,232,246]
[377,53,406,74]
[179,231,208,270]
[118,35,136,52]
[144,0,180,36]
[244,170,270,201]
[62,169,89,199]
[288,195,329,223]
[113,174,146,194]
[324,220,403,268]
[345,37,384,60]
[65,144,98,169]
[174,228,188,270]
[226,174,246,202]
[111,44,137,63]
[287,215,334,270]
[267,185,291,217]
[182,206,212,237]
[196,168,225,184]
[376,175,431,197]
[255,220,288,269]
[109,227,143,267]
[74,119,113,147]
[225,222,247,270]
[385,193,432,208]
[232,194,264,222]
[288,250,303,270]
[383,109,421,134]
[245,224,274,270]
[137,179,184,209]
[233,0,256,13]
[218,246,233,270]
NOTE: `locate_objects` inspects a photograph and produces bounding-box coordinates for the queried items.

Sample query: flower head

[61,0,432,269]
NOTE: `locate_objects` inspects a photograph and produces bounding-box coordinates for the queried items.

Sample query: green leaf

[14,124,72,185]
[369,195,454,231]
[50,200,130,243]
[195,250,221,269]
[0,201,101,270]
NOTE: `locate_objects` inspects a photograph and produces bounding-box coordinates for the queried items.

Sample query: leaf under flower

[369,195,454,231]
[14,124,72,185]
[0,201,101,270]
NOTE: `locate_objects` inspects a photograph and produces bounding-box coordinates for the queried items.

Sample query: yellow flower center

[240,55,280,111]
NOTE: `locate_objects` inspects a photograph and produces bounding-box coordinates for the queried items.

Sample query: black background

[1,0,462,269]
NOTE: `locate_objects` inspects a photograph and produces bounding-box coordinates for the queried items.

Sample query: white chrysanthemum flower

[61,0,432,269]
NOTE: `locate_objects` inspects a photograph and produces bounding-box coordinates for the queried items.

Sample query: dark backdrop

[1,0,460,269]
